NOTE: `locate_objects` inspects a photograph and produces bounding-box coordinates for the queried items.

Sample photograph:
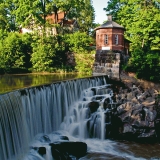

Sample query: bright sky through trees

[92,0,108,24]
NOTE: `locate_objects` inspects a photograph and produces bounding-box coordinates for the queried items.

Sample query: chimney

[107,15,112,21]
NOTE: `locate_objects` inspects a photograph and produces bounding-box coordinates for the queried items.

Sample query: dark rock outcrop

[105,81,160,141]
[88,101,99,113]
[50,141,87,159]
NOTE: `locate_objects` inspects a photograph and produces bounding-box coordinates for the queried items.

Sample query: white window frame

[105,34,108,44]
[115,35,118,45]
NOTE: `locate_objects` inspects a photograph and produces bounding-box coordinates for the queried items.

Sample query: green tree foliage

[47,0,95,34]
[0,0,95,34]
[103,0,121,21]
[64,31,95,74]
[13,0,56,35]
[64,31,93,52]
[76,0,95,34]
[74,50,95,74]
[118,0,160,51]
[31,35,57,72]
[0,0,17,31]
[0,31,32,73]
[126,48,160,81]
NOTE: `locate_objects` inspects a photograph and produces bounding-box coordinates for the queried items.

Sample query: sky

[92,0,108,24]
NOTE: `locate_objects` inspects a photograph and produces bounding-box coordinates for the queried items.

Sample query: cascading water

[60,84,113,140]
[1,76,160,160]
[0,76,106,160]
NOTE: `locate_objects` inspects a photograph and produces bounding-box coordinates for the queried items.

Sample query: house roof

[46,11,65,23]
[95,20,124,30]
[46,11,76,25]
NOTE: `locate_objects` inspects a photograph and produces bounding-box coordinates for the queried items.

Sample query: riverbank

[120,71,160,91]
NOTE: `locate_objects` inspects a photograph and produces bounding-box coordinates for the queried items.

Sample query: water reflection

[0,74,91,94]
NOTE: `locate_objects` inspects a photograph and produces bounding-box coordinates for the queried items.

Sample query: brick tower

[92,16,130,79]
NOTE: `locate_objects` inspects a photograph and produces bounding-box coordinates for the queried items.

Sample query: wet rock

[123,123,133,133]
[103,98,111,110]
[50,141,87,159]
[38,147,46,156]
[117,102,134,115]
[88,101,99,113]
[60,135,69,141]
[108,82,160,140]
[155,119,160,141]
[138,129,156,138]
[155,94,160,117]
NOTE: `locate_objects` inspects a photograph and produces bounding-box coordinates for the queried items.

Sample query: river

[0,73,91,94]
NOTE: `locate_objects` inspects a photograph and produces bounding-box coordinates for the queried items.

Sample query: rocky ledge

[103,71,160,142]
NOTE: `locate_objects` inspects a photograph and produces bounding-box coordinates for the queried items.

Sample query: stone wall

[92,51,121,79]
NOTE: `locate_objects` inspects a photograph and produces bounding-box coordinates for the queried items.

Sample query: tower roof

[95,20,124,30]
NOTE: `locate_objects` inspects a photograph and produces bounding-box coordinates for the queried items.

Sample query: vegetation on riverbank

[0,28,95,75]
[0,0,96,75]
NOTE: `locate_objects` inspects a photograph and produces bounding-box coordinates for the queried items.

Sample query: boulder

[88,101,99,113]
[50,141,87,159]
[38,147,46,156]
[108,83,159,140]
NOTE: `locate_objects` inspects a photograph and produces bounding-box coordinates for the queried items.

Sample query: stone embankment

[120,71,160,91]
[105,71,160,141]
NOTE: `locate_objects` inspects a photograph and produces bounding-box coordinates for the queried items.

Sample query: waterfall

[60,83,113,141]
[0,76,106,160]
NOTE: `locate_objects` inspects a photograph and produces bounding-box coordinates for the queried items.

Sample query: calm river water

[0,73,91,94]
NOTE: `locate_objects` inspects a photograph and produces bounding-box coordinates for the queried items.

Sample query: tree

[64,31,95,74]
[103,0,121,21]
[13,0,55,34]
[104,0,160,50]
[76,0,95,34]
[49,0,95,34]
[0,0,17,31]
[118,0,160,51]
[0,0,96,35]
[118,0,160,81]
[0,32,31,72]
[31,35,56,72]
[0,0,96,74]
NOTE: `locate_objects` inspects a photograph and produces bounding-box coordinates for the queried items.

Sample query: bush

[64,32,94,74]
[124,47,160,82]
[0,31,32,73]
